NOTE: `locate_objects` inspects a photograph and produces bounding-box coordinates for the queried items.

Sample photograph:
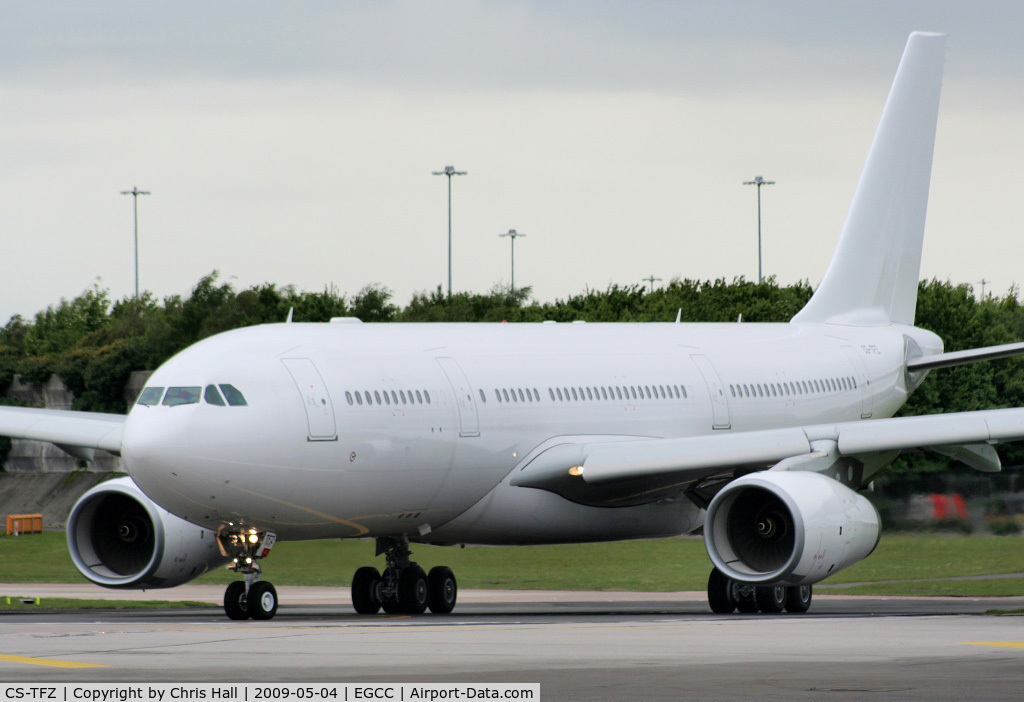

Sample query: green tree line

[2,273,1022,494]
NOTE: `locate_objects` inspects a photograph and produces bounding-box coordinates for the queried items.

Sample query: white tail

[792,32,946,326]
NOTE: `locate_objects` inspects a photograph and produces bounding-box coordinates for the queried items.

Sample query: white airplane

[2,32,1023,620]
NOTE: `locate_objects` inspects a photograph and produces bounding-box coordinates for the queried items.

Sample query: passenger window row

[728,376,857,400]
[478,384,689,405]
[487,388,541,404]
[136,384,248,407]
[345,389,432,407]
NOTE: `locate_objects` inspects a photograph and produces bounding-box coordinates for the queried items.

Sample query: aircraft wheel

[754,585,787,614]
[249,581,278,620]
[427,566,458,614]
[351,566,383,614]
[224,581,249,620]
[784,584,813,613]
[707,568,736,614]
[398,566,429,614]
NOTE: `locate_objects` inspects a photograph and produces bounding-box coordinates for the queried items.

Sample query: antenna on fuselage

[675,309,682,324]
[285,307,294,324]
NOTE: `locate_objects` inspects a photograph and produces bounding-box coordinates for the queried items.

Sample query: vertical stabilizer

[792,32,945,326]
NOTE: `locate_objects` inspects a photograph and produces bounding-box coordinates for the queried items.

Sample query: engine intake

[67,476,229,589]
[704,471,880,585]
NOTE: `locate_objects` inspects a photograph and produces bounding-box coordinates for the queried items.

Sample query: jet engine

[704,471,880,586]
[67,476,229,589]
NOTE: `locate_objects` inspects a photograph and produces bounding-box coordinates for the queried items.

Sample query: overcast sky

[2,1,1023,322]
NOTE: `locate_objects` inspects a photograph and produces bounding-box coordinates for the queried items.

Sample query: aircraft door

[282,358,338,441]
[436,357,480,437]
[841,346,873,419]
[691,354,731,430]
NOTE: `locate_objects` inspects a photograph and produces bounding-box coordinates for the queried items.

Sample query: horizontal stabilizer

[907,340,1024,371]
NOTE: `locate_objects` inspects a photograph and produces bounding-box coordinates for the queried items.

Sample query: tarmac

[1,585,1023,700]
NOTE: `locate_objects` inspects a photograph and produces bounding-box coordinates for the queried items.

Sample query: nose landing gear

[219,529,279,620]
[351,536,458,615]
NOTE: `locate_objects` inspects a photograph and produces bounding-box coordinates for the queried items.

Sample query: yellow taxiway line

[0,653,108,668]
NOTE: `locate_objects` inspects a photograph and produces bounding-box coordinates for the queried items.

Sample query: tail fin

[792,32,946,326]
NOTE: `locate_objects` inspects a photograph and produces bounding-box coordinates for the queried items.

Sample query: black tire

[784,584,813,613]
[427,566,458,614]
[398,566,429,614]
[248,581,278,620]
[754,585,787,614]
[707,568,736,614]
[351,566,383,614]
[224,581,249,620]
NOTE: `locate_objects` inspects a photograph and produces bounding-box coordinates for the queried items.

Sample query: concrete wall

[0,472,122,529]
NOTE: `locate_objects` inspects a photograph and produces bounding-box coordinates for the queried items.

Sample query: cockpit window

[219,384,248,406]
[163,386,201,406]
[204,385,226,406]
[137,386,165,406]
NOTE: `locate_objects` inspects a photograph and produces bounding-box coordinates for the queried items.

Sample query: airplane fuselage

[121,320,940,544]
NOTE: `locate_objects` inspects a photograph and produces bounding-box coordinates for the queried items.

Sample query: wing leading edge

[0,406,125,459]
[510,407,1024,507]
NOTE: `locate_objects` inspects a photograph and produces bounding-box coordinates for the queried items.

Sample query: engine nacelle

[67,476,229,589]
[704,471,880,586]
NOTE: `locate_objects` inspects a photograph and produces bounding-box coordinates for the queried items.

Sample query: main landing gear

[220,529,279,621]
[707,567,812,615]
[351,536,458,615]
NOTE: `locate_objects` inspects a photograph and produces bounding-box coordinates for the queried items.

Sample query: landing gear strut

[707,567,812,615]
[219,529,279,620]
[350,536,458,615]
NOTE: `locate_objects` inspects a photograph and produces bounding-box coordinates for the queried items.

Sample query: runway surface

[2,586,1023,701]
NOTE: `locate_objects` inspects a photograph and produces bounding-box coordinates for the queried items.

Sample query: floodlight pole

[432,165,467,296]
[120,186,151,298]
[642,275,662,290]
[499,229,526,295]
[743,175,774,284]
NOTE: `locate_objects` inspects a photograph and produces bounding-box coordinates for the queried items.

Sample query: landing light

[248,533,259,544]
[569,466,585,477]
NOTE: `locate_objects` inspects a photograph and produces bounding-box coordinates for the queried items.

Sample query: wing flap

[836,407,1024,454]
[0,406,126,456]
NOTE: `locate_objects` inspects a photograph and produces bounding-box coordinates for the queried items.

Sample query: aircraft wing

[0,406,125,459]
[510,407,1024,506]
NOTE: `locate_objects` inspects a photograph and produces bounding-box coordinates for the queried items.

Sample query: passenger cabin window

[163,386,201,406]
[137,386,165,406]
